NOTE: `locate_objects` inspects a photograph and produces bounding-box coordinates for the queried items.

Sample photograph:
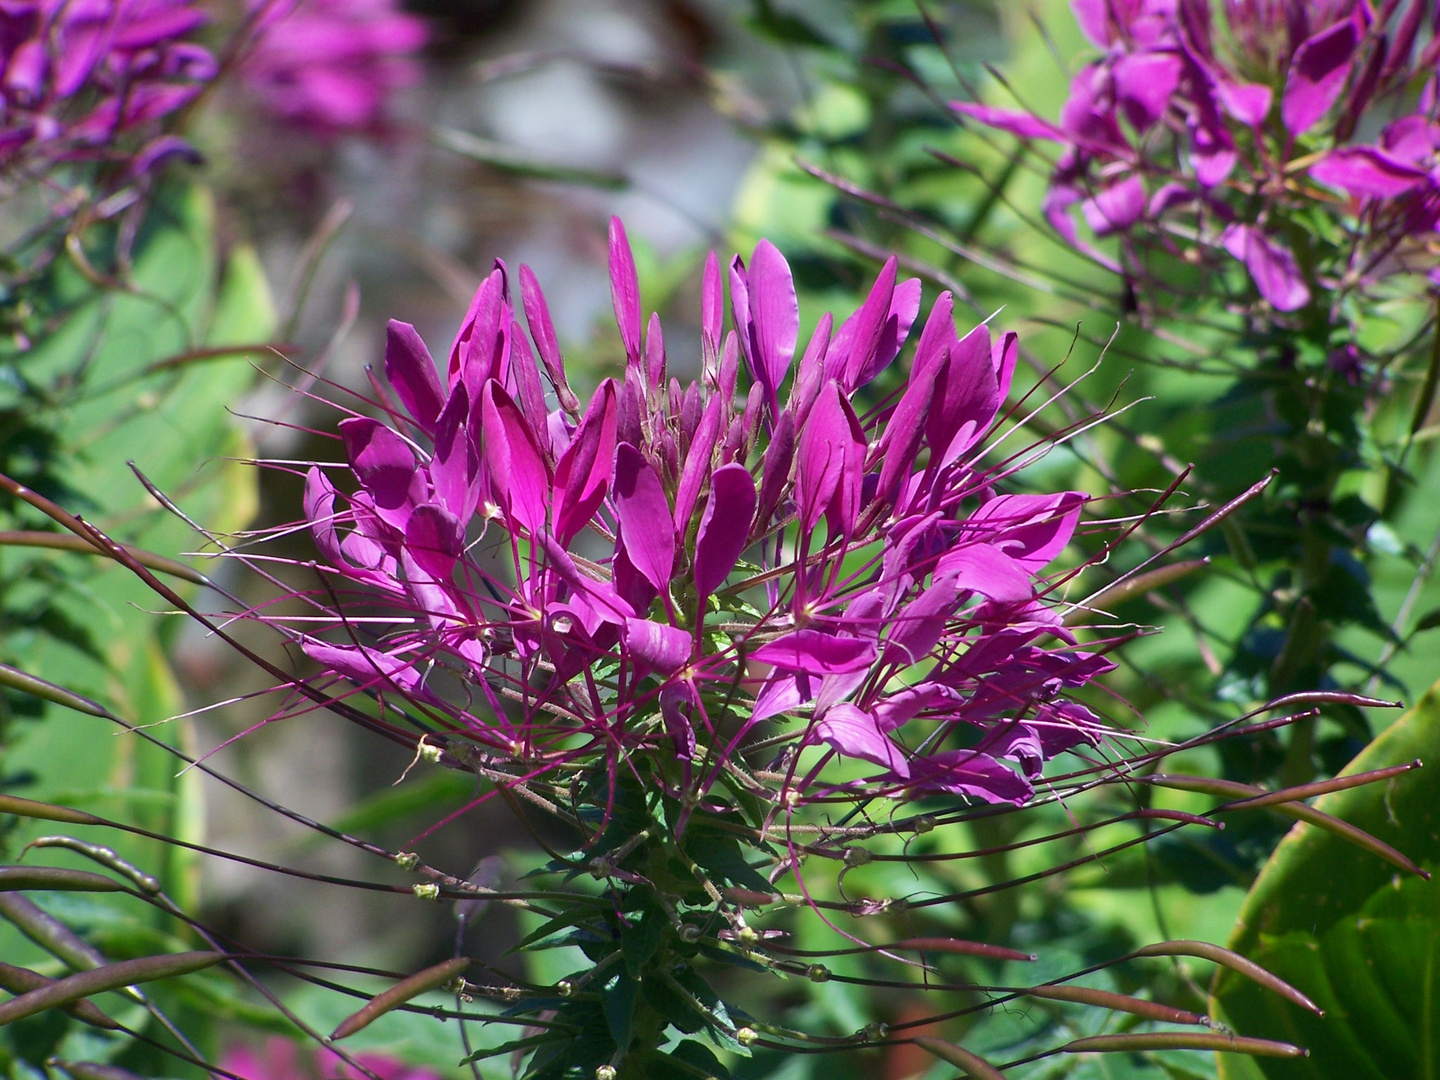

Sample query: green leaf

[1213,676,1440,1078]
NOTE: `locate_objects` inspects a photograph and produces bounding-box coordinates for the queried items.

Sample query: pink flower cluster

[240,0,426,134]
[954,0,1440,310]
[223,1038,440,1080]
[0,0,216,175]
[292,220,1112,810]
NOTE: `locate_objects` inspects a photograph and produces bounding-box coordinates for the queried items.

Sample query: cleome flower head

[0,0,216,178]
[239,0,427,134]
[954,0,1440,310]
[289,219,1116,816]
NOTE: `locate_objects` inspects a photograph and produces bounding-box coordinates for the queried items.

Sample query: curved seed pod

[0,893,110,970]
[0,795,104,827]
[1133,940,1323,1015]
[1148,774,1427,877]
[1223,761,1422,810]
[1025,983,1205,1025]
[1062,1032,1305,1057]
[0,867,127,893]
[893,938,1035,962]
[1063,558,1209,626]
[24,838,161,894]
[0,952,224,1026]
[0,531,207,585]
[0,964,120,1029]
[331,957,471,1040]
[0,663,109,718]
[912,1037,1005,1080]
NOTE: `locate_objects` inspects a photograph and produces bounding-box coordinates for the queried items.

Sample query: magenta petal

[811,704,910,777]
[754,409,796,535]
[431,385,478,521]
[749,630,876,674]
[613,442,674,594]
[1282,16,1359,135]
[552,379,617,547]
[966,492,1086,571]
[909,750,1031,804]
[827,257,896,390]
[877,365,934,506]
[935,543,1034,604]
[1222,225,1311,311]
[660,682,697,760]
[644,311,666,392]
[746,239,800,410]
[949,101,1065,141]
[303,466,345,567]
[883,577,960,666]
[339,417,421,530]
[992,330,1018,403]
[1215,78,1272,127]
[1310,146,1428,198]
[481,381,551,536]
[674,394,723,532]
[608,217,642,364]
[1113,51,1182,130]
[701,250,723,359]
[796,381,849,533]
[302,639,424,696]
[508,320,550,444]
[929,330,1000,470]
[851,276,922,390]
[519,264,579,414]
[911,289,956,383]
[384,320,444,434]
[449,267,506,389]
[623,617,691,675]
[404,503,464,580]
[1080,176,1146,236]
[694,463,756,601]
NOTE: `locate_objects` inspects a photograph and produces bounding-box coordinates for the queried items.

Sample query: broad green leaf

[1213,676,1440,1078]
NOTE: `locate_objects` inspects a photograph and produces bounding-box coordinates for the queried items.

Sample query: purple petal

[850,276,922,390]
[1081,176,1146,236]
[876,364,934,506]
[827,259,898,390]
[339,417,422,531]
[481,381,551,535]
[935,543,1034,604]
[302,639,424,696]
[1222,225,1311,311]
[304,466,345,567]
[694,463,756,601]
[660,682,697,760]
[746,239,800,412]
[909,750,1031,804]
[949,101,1065,141]
[911,289,956,384]
[431,385,478,522]
[552,379,617,547]
[508,319,550,445]
[701,250,723,360]
[1282,16,1359,135]
[749,630,876,674]
[1215,78,1272,127]
[449,267,506,389]
[811,704,910,777]
[1309,146,1428,198]
[965,492,1086,571]
[1113,51,1182,130]
[644,311,666,392]
[928,329,1000,470]
[992,330,1019,403]
[754,409,796,536]
[674,394,723,532]
[613,442,674,594]
[795,381,849,533]
[404,503,464,580]
[519,264,579,415]
[608,217,642,364]
[384,320,445,434]
[882,577,960,666]
[623,617,691,675]
[789,312,832,421]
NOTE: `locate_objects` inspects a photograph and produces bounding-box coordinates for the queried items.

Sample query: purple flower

[0,0,215,174]
[952,0,1440,309]
[240,0,427,134]
[278,219,1116,814]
